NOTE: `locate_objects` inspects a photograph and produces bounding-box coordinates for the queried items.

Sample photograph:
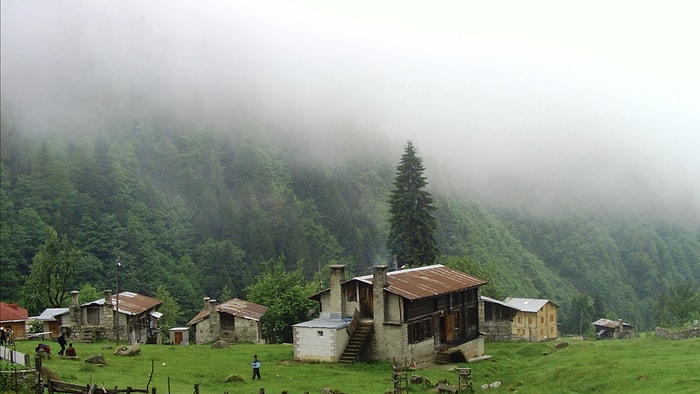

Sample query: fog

[2,1,699,220]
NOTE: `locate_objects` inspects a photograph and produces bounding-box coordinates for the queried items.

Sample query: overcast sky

[2,1,699,220]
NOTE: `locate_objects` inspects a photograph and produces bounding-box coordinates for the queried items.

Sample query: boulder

[85,354,105,364]
[211,340,229,349]
[113,345,141,356]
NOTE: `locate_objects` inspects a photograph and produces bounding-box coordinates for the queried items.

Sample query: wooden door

[360,287,373,318]
[174,331,183,345]
[445,313,455,343]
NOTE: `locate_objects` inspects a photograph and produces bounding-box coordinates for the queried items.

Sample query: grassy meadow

[4,334,699,393]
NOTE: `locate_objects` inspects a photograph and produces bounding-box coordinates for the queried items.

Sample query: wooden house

[188,297,267,344]
[502,297,558,342]
[592,318,635,339]
[0,302,29,340]
[295,264,487,364]
[480,296,519,341]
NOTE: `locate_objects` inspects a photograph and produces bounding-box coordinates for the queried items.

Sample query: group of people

[57,333,76,357]
[0,326,14,346]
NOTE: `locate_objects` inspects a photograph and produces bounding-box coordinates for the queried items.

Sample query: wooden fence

[47,379,154,394]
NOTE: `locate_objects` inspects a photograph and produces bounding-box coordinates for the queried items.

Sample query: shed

[592,318,635,340]
[169,327,190,345]
[34,308,70,339]
[293,312,350,362]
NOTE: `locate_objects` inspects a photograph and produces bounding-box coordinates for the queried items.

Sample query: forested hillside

[1,115,698,333]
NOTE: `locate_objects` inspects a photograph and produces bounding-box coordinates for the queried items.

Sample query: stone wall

[481,321,512,341]
[655,326,700,340]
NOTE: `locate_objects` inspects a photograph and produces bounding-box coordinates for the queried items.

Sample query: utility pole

[115,255,121,344]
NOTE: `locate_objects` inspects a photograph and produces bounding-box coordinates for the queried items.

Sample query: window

[540,316,544,324]
[549,315,554,322]
[317,331,324,336]
[408,317,434,344]
[346,286,357,302]
[517,316,522,323]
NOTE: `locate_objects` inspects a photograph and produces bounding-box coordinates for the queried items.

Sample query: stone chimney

[71,290,80,307]
[103,290,114,339]
[104,290,113,307]
[374,265,389,288]
[618,319,624,337]
[204,297,210,310]
[70,290,81,328]
[329,264,345,314]
[373,265,388,328]
[208,299,219,339]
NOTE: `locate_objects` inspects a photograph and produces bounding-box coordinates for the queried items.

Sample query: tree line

[1,115,699,339]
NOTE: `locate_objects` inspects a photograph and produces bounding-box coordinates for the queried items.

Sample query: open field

[4,335,699,393]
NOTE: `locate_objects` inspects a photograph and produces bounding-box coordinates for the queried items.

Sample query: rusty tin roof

[355,264,487,301]
[82,292,162,316]
[188,298,267,326]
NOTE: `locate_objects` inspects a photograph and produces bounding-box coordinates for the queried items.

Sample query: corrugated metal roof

[502,297,555,313]
[36,308,70,321]
[188,298,267,326]
[81,292,162,316]
[0,302,29,322]
[481,296,518,310]
[355,264,487,301]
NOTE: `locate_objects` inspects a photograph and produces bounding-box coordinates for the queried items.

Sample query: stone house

[480,296,519,341]
[295,264,488,364]
[188,297,267,344]
[593,318,635,339]
[0,302,29,340]
[503,297,559,342]
[61,290,163,344]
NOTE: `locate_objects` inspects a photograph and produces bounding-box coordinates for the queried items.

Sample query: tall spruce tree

[387,141,439,268]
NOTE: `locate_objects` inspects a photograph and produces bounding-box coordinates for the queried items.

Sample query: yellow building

[503,298,558,342]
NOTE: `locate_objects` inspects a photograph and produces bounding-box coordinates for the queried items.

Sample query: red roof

[0,302,29,322]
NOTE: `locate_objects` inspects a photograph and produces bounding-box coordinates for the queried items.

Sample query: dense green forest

[1,115,698,335]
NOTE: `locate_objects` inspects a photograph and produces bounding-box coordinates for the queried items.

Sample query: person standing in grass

[57,333,67,356]
[252,355,261,380]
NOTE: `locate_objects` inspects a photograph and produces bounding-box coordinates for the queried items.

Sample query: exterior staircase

[338,321,373,364]
[434,351,450,364]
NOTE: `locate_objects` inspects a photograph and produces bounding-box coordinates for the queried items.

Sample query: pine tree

[387,141,439,268]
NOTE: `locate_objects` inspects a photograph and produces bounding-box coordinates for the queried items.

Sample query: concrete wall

[456,337,484,360]
[293,326,349,362]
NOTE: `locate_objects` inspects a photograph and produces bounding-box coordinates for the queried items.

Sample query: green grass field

[4,335,699,393]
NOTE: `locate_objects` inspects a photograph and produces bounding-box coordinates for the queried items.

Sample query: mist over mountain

[2,1,699,221]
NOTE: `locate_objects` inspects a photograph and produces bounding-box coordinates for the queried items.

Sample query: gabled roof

[36,308,70,321]
[82,292,162,316]
[0,302,29,322]
[340,264,487,301]
[188,298,267,326]
[481,296,519,310]
[502,297,557,313]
